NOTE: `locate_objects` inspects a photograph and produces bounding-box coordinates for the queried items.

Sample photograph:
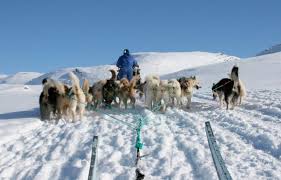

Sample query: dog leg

[131,97,136,109]
[225,93,233,110]
[124,98,128,109]
[79,106,85,120]
[219,93,224,108]
[186,95,191,109]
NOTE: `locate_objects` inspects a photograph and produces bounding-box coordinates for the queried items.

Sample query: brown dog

[118,75,140,109]
[178,76,201,109]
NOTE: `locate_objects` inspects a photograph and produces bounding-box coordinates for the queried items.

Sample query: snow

[133,52,239,78]
[162,52,281,90]
[27,51,238,85]
[0,72,42,85]
[0,52,281,179]
[0,74,8,79]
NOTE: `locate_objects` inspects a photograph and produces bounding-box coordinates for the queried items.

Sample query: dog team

[39,64,246,121]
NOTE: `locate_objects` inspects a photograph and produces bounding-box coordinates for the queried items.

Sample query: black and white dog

[212,66,245,110]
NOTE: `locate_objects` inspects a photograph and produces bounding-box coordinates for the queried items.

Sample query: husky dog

[102,70,120,108]
[82,79,93,105]
[167,79,182,107]
[68,72,86,120]
[118,75,140,109]
[212,78,233,108]
[133,67,144,98]
[155,80,170,112]
[178,76,201,109]
[133,67,141,86]
[226,73,246,105]
[39,78,52,120]
[144,75,160,110]
[39,78,66,120]
[212,66,244,110]
[90,80,107,109]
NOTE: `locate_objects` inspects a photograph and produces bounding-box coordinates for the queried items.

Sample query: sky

[0,0,281,74]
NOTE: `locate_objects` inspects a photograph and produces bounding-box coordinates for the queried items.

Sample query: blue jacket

[116,54,138,80]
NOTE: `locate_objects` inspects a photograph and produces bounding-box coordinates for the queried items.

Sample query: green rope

[135,117,144,150]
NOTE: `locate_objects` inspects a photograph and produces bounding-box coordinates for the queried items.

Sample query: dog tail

[109,69,117,80]
[239,79,247,97]
[130,76,140,92]
[82,79,90,94]
[69,71,81,93]
[230,65,239,82]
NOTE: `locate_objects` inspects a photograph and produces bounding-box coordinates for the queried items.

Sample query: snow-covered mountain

[133,52,238,77]
[256,43,281,56]
[0,72,42,84]
[162,52,281,90]
[27,51,239,85]
[1,52,281,179]
[27,65,115,85]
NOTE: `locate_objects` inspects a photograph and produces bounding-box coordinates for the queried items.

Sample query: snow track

[1,87,281,179]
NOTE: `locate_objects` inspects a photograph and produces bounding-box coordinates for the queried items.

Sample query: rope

[212,80,232,91]
[97,110,136,129]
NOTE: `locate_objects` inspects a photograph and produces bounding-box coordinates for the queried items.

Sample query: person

[116,49,139,81]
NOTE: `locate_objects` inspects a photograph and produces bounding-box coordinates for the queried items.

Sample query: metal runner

[88,136,99,180]
[205,121,232,180]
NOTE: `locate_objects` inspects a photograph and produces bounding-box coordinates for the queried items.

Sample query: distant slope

[133,52,238,77]
[0,74,8,80]
[162,52,281,90]
[28,51,239,85]
[27,65,115,85]
[0,72,42,84]
[256,43,281,56]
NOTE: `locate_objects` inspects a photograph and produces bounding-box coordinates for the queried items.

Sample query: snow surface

[0,52,281,180]
[0,72,42,85]
[27,52,238,85]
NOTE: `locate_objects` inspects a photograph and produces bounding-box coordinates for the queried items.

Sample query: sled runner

[88,136,99,180]
[205,122,232,180]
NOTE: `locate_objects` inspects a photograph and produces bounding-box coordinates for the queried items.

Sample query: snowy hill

[27,52,238,85]
[0,74,8,81]
[27,65,116,85]
[256,43,281,56]
[162,52,281,90]
[133,52,238,77]
[0,72,42,84]
[1,52,281,179]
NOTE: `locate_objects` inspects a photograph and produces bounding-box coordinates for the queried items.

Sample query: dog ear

[177,78,182,83]
[42,78,48,85]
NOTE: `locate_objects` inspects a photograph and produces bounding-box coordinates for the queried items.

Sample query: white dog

[167,79,182,107]
[68,72,86,121]
[155,80,170,112]
[144,75,160,110]
[227,71,247,105]
[155,79,182,112]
